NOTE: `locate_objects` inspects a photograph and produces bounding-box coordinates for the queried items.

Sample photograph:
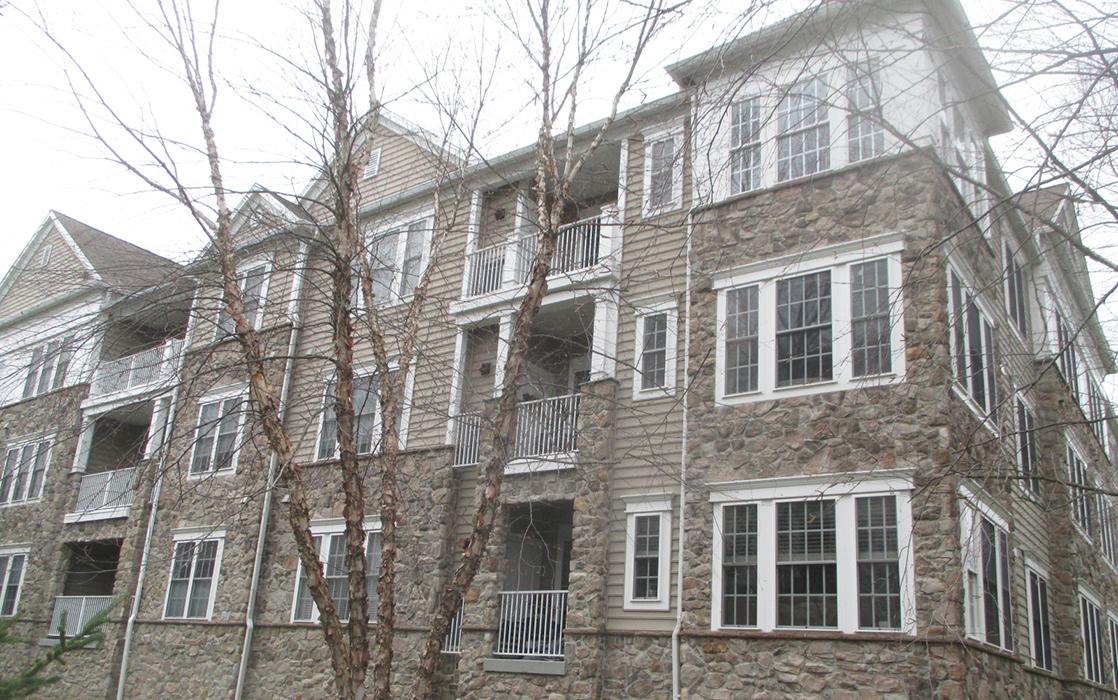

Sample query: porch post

[589,291,619,382]
[494,312,514,397]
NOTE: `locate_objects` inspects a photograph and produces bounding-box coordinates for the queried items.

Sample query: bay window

[293,518,381,623]
[711,470,914,633]
[714,235,904,403]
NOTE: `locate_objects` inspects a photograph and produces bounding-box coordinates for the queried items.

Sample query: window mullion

[756,500,776,632]
[758,282,776,394]
[832,264,852,384]
[835,495,857,633]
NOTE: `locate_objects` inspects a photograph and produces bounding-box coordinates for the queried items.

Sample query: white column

[445,327,468,444]
[504,192,529,287]
[494,312,515,397]
[144,396,170,459]
[461,190,483,298]
[70,415,95,473]
[590,291,619,381]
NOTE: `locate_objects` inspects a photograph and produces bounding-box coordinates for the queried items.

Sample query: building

[1,0,1116,697]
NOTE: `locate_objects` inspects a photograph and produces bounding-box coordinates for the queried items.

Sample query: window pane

[725,286,759,394]
[1,554,23,616]
[777,77,830,181]
[325,534,350,621]
[851,259,891,377]
[1029,571,1052,670]
[847,62,884,163]
[730,97,763,194]
[856,496,901,629]
[165,542,194,617]
[776,271,833,387]
[640,314,668,390]
[191,402,220,474]
[318,382,338,460]
[650,138,675,208]
[26,441,50,500]
[722,504,757,627]
[776,500,837,628]
[212,399,242,471]
[980,518,1001,646]
[370,231,399,301]
[399,221,426,297]
[633,514,661,599]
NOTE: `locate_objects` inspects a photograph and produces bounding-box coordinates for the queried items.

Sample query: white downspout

[235,240,309,698]
[671,208,695,700]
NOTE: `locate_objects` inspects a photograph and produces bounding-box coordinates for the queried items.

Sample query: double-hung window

[644,129,682,213]
[712,470,914,633]
[730,97,763,194]
[1026,564,1053,671]
[623,497,671,610]
[1015,396,1040,497]
[947,267,998,419]
[777,76,830,181]
[293,519,381,622]
[846,62,884,163]
[1055,310,1079,399]
[0,437,51,505]
[189,390,244,476]
[1081,589,1107,684]
[1087,375,1109,452]
[366,216,431,304]
[1101,495,1117,566]
[715,236,904,403]
[1004,243,1029,339]
[316,368,409,460]
[21,337,74,399]
[215,262,270,339]
[0,547,28,617]
[164,530,224,620]
[960,488,1012,650]
[1067,441,1094,537]
[1109,614,1118,688]
[633,303,677,398]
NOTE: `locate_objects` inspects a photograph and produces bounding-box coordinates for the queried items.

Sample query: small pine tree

[0,605,110,699]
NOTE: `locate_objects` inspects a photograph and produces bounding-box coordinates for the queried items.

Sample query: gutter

[234,240,309,698]
[671,207,696,699]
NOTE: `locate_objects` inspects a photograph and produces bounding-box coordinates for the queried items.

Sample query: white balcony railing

[451,393,580,467]
[494,590,567,658]
[69,468,136,521]
[90,338,183,398]
[462,211,614,299]
[443,605,465,654]
[48,595,112,638]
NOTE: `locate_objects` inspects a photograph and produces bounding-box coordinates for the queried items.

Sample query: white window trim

[632,300,678,401]
[290,517,382,624]
[364,208,435,307]
[642,122,684,216]
[709,468,916,634]
[946,259,1000,432]
[20,334,75,400]
[187,385,248,480]
[1024,557,1053,672]
[1079,584,1107,684]
[0,434,54,508]
[958,484,1012,651]
[1065,435,1093,542]
[623,496,673,611]
[215,258,272,340]
[162,527,227,621]
[312,362,415,462]
[1013,391,1040,500]
[713,233,906,404]
[1002,241,1030,348]
[0,544,30,617]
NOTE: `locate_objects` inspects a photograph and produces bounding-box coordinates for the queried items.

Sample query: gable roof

[51,212,181,291]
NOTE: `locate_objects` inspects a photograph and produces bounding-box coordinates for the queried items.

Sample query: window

[1015,397,1040,497]
[39,244,52,267]
[1087,375,1110,452]
[715,236,904,403]
[189,392,244,476]
[712,470,914,632]
[316,368,409,460]
[730,97,763,194]
[0,548,28,617]
[775,271,833,387]
[1101,495,1117,566]
[1026,566,1052,671]
[633,303,677,398]
[293,519,381,622]
[623,498,671,610]
[21,337,74,399]
[947,267,998,419]
[960,491,1012,650]
[777,76,830,181]
[1004,243,1029,338]
[215,262,270,339]
[644,132,681,213]
[0,438,51,505]
[723,286,759,395]
[1110,615,1118,688]
[1067,442,1094,537]
[1056,310,1079,400]
[850,259,892,377]
[366,217,431,304]
[163,531,224,620]
[1081,591,1106,684]
[847,62,884,163]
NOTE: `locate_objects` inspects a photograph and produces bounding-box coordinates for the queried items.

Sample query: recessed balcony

[87,337,182,403]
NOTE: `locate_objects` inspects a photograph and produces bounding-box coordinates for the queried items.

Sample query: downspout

[671,207,695,700]
[116,287,198,700]
[234,240,309,699]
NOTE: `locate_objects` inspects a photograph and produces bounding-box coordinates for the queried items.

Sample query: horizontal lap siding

[0,228,92,319]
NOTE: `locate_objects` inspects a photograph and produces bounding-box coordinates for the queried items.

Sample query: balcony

[64,468,136,524]
[494,590,567,658]
[452,393,579,469]
[459,210,617,307]
[89,338,183,401]
[48,595,111,638]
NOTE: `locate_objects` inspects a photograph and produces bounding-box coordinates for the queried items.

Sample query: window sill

[716,372,902,406]
[623,598,670,612]
[186,467,237,481]
[0,498,44,509]
[483,658,566,676]
[641,202,682,219]
[632,386,676,402]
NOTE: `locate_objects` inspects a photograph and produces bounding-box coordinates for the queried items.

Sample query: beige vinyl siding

[0,227,92,319]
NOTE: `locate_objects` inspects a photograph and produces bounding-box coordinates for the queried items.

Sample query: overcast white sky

[0,0,1114,389]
